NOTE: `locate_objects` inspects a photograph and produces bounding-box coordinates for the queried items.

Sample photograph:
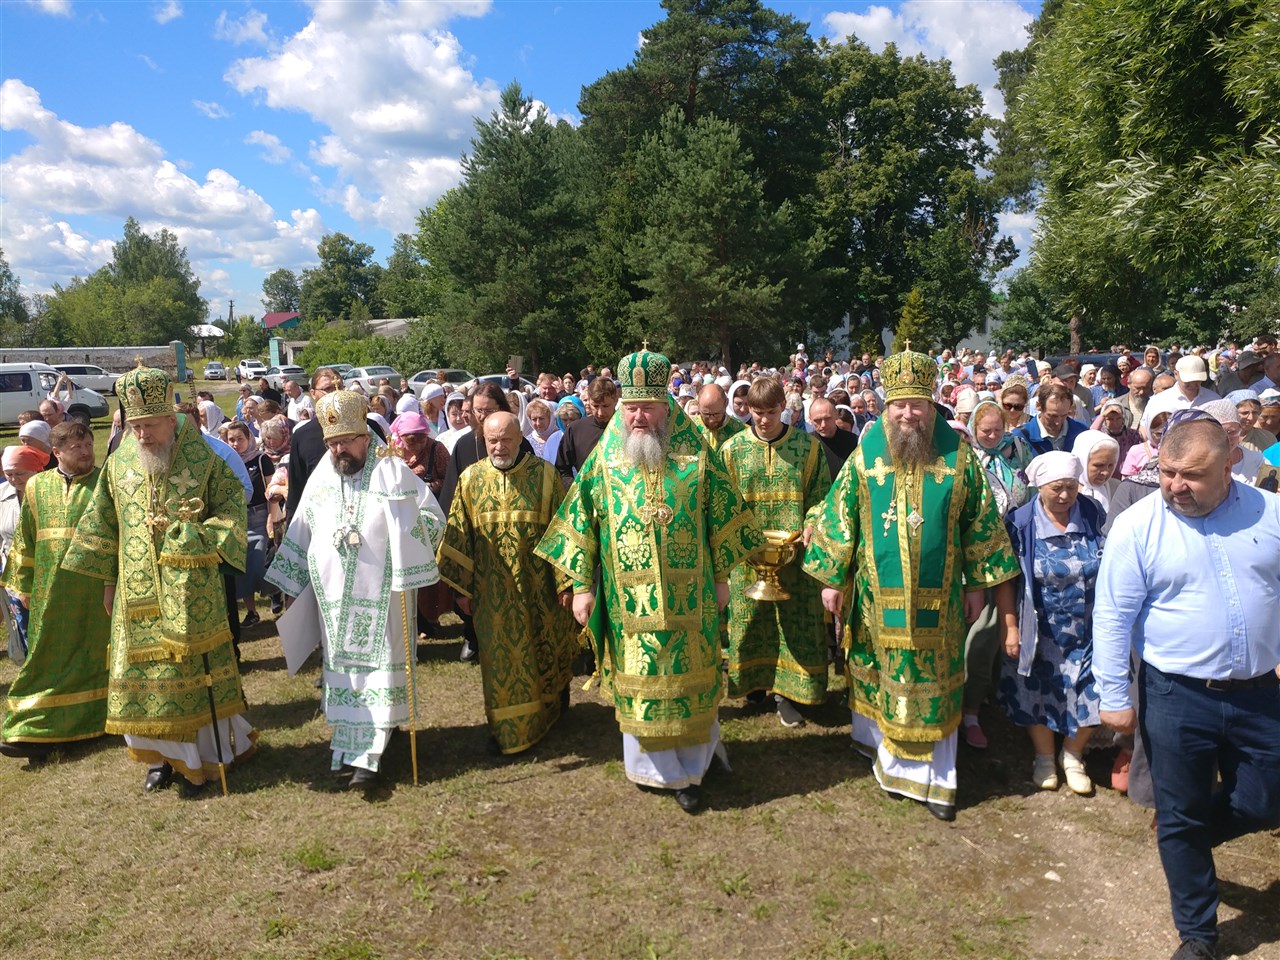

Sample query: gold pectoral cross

[881,499,897,536]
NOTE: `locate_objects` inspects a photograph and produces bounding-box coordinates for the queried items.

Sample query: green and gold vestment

[802,413,1018,758]
[438,453,579,754]
[2,468,110,744]
[63,417,249,741]
[720,425,833,703]
[689,412,746,454]
[535,402,762,750]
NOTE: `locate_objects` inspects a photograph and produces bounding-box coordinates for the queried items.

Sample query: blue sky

[1,0,1037,321]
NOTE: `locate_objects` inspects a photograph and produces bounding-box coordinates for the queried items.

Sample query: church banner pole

[399,589,420,786]
[201,651,230,796]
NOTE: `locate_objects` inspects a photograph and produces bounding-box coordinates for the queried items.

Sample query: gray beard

[623,423,669,471]
[1128,393,1148,417]
[885,417,937,470]
[137,440,175,478]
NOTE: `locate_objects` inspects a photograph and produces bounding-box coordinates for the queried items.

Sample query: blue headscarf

[555,395,585,432]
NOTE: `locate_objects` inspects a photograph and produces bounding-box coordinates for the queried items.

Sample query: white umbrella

[191,324,225,338]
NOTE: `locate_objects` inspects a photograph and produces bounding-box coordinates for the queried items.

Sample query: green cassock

[720,424,833,704]
[802,413,1019,759]
[534,401,763,751]
[1,467,111,744]
[689,412,747,454]
[62,417,249,743]
[437,452,580,755]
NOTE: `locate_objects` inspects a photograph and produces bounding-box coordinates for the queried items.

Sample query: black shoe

[349,766,379,788]
[178,778,208,800]
[674,786,703,814]
[144,763,174,793]
[459,638,478,663]
[560,685,571,711]
[1171,940,1217,960]
[0,741,52,760]
[745,690,768,708]
[270,593,284,615]
[241,611,260,628]
[925,800,956,822]
[776,695,805,728]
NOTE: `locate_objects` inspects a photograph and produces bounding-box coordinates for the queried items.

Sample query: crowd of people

[0,336,1277,960]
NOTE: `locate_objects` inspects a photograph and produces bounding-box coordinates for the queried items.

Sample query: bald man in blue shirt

[1094,418,1280,960]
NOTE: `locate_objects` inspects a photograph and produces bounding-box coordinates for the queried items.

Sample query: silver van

[0,363,110,426]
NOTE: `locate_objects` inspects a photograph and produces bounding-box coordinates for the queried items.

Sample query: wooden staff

[399,589,419,786]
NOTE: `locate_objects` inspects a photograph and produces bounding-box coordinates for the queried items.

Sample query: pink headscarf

[391,412,431,440]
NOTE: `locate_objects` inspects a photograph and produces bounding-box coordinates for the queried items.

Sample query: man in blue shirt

[1094,419,1280,960]
[1014,382,1088,455]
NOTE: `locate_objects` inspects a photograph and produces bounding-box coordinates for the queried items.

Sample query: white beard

[623,426,668,471]
[137,440,175,478]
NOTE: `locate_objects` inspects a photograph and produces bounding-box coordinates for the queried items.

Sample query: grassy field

[1,401,1277,960]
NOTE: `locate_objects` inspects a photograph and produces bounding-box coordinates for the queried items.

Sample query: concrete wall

[0,345,179,375]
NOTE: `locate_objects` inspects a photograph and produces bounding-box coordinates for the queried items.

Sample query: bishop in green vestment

[721,378,833,717]
[63,367,254,793]
[535,348,762,814]
[437,412,578,755]
[1,422,110,755]
[803,347,1019,821]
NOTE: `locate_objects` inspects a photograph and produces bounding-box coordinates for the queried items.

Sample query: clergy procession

[2,339,1279,960]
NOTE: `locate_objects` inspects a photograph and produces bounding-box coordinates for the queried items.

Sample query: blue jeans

[1139,662,1280,944]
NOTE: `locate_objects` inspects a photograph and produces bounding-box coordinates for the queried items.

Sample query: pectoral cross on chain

[881,499,897,536]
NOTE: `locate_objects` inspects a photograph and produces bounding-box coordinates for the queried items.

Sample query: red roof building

[262,311,301,330]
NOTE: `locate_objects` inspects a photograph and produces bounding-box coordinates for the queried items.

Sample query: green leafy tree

[816,40,1008,353]
[1010,0,1280,343]
[579,0,827,206]
[0,248,35,346]
[378,234,427,318]
[261,268,301,313]
[893,288,932,354]
[993,267,1071,354]
[626,108,792,367]
[416,83,591,373]
[299,233,382,323]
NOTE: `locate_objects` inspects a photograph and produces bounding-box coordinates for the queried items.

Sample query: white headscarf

[395,392,422,416]
[728,379,752,422]
[198,399,225,434]
[1025,451,1081,488]
[1070,430,1120,511]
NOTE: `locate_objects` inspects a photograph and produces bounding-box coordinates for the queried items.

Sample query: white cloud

[214,8,269,46]
[225,0,498,231]
[245,129,292,164]
[25,0,71,16]
[152,0,181,25]
[825,1,1034,117]
[0,79,327,303]
[138,53,163,73]
[192,99,231,119]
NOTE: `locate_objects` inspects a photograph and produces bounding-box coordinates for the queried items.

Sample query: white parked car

[52,363,120,393]
[343,365,403,393]
[237,358,267,381]
[263,365,307,391]
[0,363,109,426]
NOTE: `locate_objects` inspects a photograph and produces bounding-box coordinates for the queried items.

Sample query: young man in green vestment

[0,421,110,760]
[803,347,1020,821]
[437,412,578,757]
[721,377,833,727]
[535,347,763,814]
[63,367,255,797]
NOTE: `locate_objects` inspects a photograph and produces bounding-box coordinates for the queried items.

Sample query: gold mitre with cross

[881,341,937,403]
[116,366,175,419]
[316,390,368,439]
[617,341,670,403]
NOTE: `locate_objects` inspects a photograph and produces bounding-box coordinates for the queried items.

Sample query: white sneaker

[1060,750,1093,795]
[1032,754,1058,790]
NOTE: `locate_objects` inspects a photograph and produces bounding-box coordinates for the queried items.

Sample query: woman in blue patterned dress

[998,451,1106,795]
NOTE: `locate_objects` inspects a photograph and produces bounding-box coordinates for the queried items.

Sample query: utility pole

[227,300,235,325]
